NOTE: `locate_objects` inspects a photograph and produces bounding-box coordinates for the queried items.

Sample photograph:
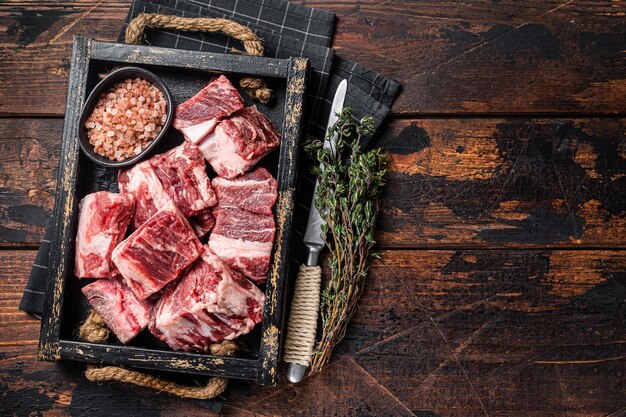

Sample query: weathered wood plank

[327,0,626,114]
[1,1,625,116]
[2,249,625,416]
[377,117,626,248]
[0,1,128,116]
[343,249,626,417]
[38,35,90,363]
[2,118,624,249]
[91,41,291,77]
[0,119,60,244]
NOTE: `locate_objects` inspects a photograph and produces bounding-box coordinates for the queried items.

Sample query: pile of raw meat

[76,76,280,351]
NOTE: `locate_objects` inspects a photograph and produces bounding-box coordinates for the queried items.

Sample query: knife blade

[302,79,347,266]
[283,80,348,383]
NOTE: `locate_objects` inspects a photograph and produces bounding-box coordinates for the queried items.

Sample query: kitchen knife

[283,79,348,383]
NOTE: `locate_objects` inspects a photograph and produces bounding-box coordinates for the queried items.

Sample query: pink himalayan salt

[85,77,167,162]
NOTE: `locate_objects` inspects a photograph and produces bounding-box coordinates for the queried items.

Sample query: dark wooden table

[1,1,625,416]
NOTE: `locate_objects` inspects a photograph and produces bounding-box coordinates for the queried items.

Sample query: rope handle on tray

[79,310,235,399]
[125,13,273,103]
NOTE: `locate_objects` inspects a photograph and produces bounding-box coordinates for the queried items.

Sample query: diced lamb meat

[118,161,175,229]
[208,168,278,283]
[173,75,244,144]
[112,206,202,299]
[82,278,151,343]
[189,207,215,240]
[209,208,275,284]
[198,106,281,179]
[150,142,217,217]
[212,167,278,215]
[75,191,135,278]
[150,245,264,351]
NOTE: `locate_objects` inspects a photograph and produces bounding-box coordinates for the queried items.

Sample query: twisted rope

[125,13,272,103]
[283,265,322,366]
[79,310,235,399]
[79,310,110,343]
[85,365,229,399]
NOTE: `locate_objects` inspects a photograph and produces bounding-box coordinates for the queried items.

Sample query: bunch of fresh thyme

[305,108,387,374]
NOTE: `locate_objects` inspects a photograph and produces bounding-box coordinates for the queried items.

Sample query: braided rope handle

[283,265,322,366]
[85,365,229,399]
[125,13,273,103]
[79,310,235,399]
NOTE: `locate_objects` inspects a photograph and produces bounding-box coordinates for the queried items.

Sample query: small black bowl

[78,66,174,168]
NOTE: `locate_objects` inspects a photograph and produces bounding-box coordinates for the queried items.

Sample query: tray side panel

[60,341,259,380]
[39,36,92,360]
[257,57,309,385]
[91,41,290,78]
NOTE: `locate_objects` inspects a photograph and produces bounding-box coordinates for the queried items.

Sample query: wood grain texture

[2,118,624,249]
[0,1,128,116]
[0,119,60,244]
[1,1,625,116]
[256,56,308,384]
[342,249,626,417]
[378,117,626,248]
[325,0,626,114]
[2,249,625,416]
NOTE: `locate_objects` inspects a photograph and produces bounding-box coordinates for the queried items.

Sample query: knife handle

[283,264,322,382]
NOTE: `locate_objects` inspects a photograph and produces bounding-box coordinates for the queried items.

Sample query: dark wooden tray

[38,36,308,385]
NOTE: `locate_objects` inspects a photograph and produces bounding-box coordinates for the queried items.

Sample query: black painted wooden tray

[38,36,308,385]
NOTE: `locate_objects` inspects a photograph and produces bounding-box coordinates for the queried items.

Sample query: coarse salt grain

[84,78,167,161]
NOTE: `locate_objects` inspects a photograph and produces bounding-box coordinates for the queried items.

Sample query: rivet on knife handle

[283,264,321,383]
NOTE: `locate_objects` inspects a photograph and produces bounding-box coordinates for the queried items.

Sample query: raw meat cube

[189,207,215,240]
[75,191,135,278]
[150,142,217,217]
[173,75,244,144]
[198,106,281,179]
[208,168,278,280]
[212,167,278,215]
[82,278,151,343]
[112,206,202,299]
[209,208,275,284]
[118,161,175,229]
[150,245,265,351]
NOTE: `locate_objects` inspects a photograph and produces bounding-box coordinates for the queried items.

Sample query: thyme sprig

[306,108,387,374]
